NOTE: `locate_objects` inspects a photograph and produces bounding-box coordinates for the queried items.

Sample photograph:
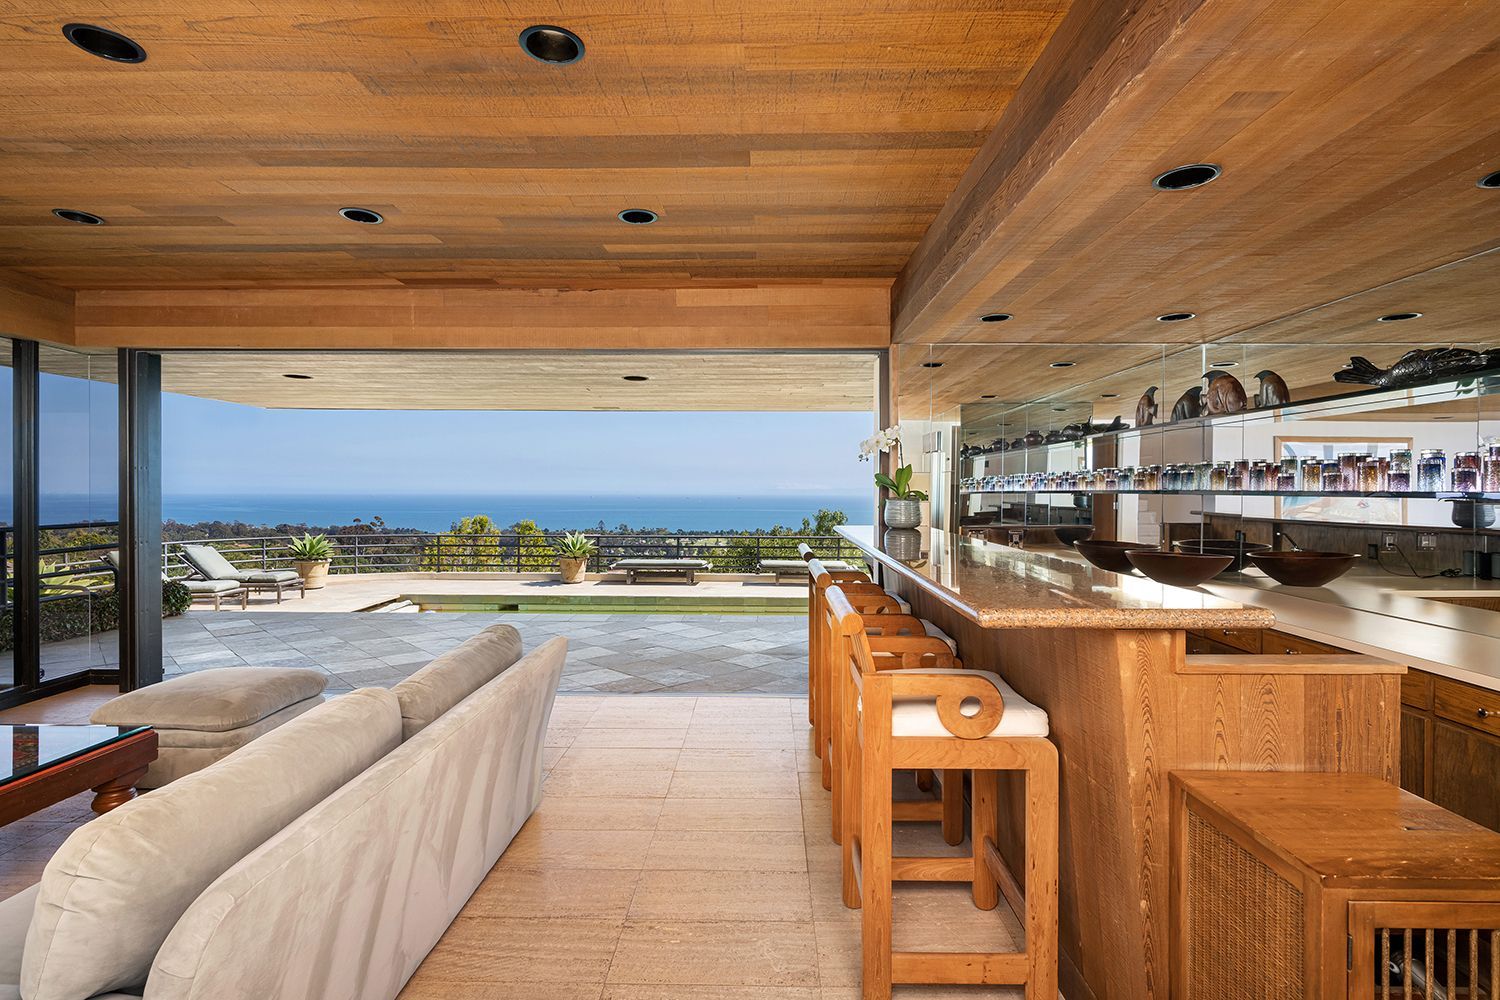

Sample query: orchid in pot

[860,425,928,528]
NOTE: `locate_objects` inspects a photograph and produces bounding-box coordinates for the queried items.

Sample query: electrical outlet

[1382,532,1399,551]
[1418,533,1438,551]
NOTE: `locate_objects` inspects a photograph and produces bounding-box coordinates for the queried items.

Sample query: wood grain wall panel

[71,283,891,351]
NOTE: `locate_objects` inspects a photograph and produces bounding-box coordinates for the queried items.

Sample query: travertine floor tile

[571,728,688,749]
[656,797,805,833]
[531,795,665,831]
[608,919,819,987]
[646,831,807,872]
[628,870,813,922]
[557,748,683,771]
[668,770,801,800]
[415,916,623,983]
[606,988,818,1000]
[675,749,798,772]
[545,768,675,798]
[499,825,654,870]
[467,867,641,920]
[401,978,604,1000]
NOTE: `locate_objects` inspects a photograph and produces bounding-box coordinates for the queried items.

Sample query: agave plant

[287,533,333,562]
[553,531,598,559]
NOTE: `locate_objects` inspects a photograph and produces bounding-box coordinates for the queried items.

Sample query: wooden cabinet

[1402,668,1500,834]
[1431,721,1500,832]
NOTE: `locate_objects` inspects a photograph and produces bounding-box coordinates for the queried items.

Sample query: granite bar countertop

[837,525,1275,630]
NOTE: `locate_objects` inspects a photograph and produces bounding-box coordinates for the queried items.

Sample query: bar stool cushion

[885,669,1049,738]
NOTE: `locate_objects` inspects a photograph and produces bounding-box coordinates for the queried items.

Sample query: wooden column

[118,349,162,690]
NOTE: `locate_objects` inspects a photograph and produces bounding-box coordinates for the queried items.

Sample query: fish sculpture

[1253,369,1291,408]
[1135,386,1159,427]
[1334,347,1500,388]
[1201,371,1248,416]
[1170,385,1204,422]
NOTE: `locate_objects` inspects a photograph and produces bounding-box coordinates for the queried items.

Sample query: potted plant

[288,533,333,590]
[860,425,929,528]
[554,531,596,583]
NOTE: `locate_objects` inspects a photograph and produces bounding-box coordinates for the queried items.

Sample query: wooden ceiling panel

[0,1,1071,289]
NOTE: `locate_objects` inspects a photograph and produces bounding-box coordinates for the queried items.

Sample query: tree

[509,519,557,572]
[421,514,504,571]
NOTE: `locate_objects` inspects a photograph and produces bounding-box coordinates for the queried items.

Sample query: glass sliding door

[38,347,119,681]
[0,339,12,690]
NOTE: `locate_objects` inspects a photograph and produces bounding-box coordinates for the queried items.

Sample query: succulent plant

[287,533,333,562]
[554,531,597,559]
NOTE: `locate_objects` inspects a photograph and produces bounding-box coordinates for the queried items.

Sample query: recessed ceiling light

[519,25,584,64]
[1478,170,1500,189]
[1049,361,1076,369]
[617,209,659,225]
[922,362,944,368]
[1210,360,1238,368]
[1157,311,1196,322]
[980,394,997,399]
[62,23,146,63]
[979,313,1012,323]
[1051,406,1067,412]
[1100,393,1120,398]
[338,207,383,224]
[1152,163,1221,191]
[1377,312,1422,322]
[282,373,313,380]
[622,375,649,382]
[1432,415,1452,420]
[52,208,105,226]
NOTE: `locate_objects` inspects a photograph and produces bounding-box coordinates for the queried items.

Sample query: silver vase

[883,498,923,529]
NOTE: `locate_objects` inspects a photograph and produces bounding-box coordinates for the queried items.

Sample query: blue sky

[159,393,875,497]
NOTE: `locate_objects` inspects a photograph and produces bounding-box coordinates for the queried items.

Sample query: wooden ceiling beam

[0,270,75,345]
[71,282,891,352]
[892,0,1207,342]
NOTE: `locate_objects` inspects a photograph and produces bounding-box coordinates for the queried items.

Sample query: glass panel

[38,348,118,681]
[0,339,12,689]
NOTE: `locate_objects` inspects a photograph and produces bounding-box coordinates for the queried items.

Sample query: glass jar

[1301,459,1323,491]
[1338,452,1364,492]
[1484,444,1500,492]
[1279,456,1298,483]
[1390,448,1413,473]
[1357,457,1384,492]
[1455,450,1482,472]
[1417,449,1447,492]
[1453,467,1479,492]
[1321,462,1344,492]
[1276,472,1297,492]
[1248,463,1267,491]
[1389,469,1411,492]
[1209,464,1228,490]
[1226,471,1244,491]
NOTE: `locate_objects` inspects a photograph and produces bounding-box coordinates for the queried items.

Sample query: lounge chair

[180,543,306,603]
[759,558,855,583]
[103,550,250,611]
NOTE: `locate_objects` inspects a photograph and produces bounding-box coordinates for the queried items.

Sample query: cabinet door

[1399,707,1427,797]
[1430,721,1500,833]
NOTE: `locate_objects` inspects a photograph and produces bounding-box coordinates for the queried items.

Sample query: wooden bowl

[1172,538,1272,572]
[1053,526,1095,548]
[1075,540,1156,574]
[1247,550,1360,587]
[1125,549,1234,587]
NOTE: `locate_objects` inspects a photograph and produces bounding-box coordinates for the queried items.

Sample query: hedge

[0,580,192,653]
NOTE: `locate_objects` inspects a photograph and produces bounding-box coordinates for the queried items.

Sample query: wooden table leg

[90,766,149,815]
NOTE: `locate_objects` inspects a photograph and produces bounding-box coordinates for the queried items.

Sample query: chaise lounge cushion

[22,688,401,1000]
[392,623,523,740]
[90,667,328,733]
[180,544,299,585]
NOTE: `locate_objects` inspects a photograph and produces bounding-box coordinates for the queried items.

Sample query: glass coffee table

[0,724,159,826]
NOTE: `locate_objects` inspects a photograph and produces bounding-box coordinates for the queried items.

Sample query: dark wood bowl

[1052,526,1095,548]
[1075,540,1157,574]
[1172,538,1272,572]
[1125,549,1234,587]
[1247,550,1360,587]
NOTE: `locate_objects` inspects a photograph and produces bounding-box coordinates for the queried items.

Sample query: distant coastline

[36,492,872,535]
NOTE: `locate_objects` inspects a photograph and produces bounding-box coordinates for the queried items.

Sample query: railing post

[259,537,268,570]
[352,535,361,575]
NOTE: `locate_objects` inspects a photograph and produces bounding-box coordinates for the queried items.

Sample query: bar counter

[837,525,1405,1000]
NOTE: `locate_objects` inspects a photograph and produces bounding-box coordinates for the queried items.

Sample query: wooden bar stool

[809,561,964,847]
[827,585,1058,1000]
[801,551,879,750]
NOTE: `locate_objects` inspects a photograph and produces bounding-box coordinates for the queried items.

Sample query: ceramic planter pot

[884,498,923,529]
[295,560,330,590]
[558,557,588,584]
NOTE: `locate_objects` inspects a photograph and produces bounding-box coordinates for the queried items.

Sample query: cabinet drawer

[1400,669,1433,710]
[1193,627,1261,654]
[1434,675,1500,739]
[1261,630,1342,656]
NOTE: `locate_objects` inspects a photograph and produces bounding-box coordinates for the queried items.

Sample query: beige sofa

[0,623,562,1000]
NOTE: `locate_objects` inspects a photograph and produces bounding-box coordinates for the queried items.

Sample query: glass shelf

[959,489,1500,500]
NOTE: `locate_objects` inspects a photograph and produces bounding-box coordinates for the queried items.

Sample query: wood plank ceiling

[0,1,1070,289]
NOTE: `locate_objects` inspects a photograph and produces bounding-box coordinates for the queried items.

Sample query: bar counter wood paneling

[838,527,1404,1000]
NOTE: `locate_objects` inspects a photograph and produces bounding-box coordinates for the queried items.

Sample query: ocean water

[150,492,872,533]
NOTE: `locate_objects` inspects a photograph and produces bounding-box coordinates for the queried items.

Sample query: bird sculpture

[1201,370,1248,416]
[1253,369,1291,408]
[1170,385,1204,422]
[1135,386,1159,427]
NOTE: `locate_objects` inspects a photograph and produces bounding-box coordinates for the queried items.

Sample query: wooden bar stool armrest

[860,613,926,634]
[867,635,961,670]
[884,672,1005,739]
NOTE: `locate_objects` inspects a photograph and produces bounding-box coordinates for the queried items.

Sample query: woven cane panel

[1186,810,1306,999]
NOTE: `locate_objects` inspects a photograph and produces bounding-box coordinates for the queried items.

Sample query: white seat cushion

[886,669,1049,739]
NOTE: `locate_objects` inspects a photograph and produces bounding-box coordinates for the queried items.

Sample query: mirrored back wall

[893,246,1500,600]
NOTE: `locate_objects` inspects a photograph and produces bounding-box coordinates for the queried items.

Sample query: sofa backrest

[391,623,523,740]
[145,637,567,1000]
[22,688,402,1000]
